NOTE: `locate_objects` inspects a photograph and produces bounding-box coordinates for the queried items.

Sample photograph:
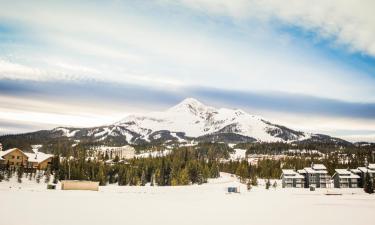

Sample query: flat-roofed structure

[61,180,99,191]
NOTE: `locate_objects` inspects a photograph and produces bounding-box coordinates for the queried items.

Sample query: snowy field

[1,173,374,225]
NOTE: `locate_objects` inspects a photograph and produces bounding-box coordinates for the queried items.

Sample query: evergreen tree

[364,172,374,194]
[150,172,155,186]
[272,181,277,189]
[235,161,249,183]
[6,169,12,181]
[141,170,147,186]
[36,172,41,184]
[265,179,271,190]
[246,181,252,191]
[53,173,58,184]
[179,168,190,185]
[17,166,24,183]
[97,163,107,186]
[44,169,51,184]
[251,176,258,186]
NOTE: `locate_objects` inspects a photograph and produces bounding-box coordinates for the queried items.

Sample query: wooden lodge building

[0,148,53,170]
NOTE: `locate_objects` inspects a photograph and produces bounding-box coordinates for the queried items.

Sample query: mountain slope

[0,98,351,148]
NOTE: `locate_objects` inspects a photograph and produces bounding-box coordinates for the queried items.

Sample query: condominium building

[281,169,305,188]
[332,169,360,188]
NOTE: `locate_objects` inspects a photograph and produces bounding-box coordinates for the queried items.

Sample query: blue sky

[0,0,375,142]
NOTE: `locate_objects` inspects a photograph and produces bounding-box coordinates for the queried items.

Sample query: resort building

[332,169,360,188]
[0,148,29,167]
[281,169,305,188]
[94,145,136,160]
[351,164,375,188]
[299,163,331,188]
[0,148,53,170]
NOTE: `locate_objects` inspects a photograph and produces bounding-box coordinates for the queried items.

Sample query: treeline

[220,159,279,180]
[236,142,375,155]
[281,150,375,175]
[55,147,221,186]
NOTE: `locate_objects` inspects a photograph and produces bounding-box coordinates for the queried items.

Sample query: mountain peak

[167,98,217,118]
[178,98,204,106]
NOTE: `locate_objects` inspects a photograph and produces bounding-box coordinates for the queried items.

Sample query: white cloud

[0,1,374,139]
[171,0,375,56]
[0,59,44,80]
[0,1,374,102]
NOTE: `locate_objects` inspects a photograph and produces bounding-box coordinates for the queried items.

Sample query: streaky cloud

[1,78,374,119]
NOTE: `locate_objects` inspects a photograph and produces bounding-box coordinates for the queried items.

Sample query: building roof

[312,164,327,170]
[358,167,375,174]
[282,169,296,175]
[335,169,351,175]
[368,164,375,170]
[282,169,304,179]
[350,168,361,174]
[334,169,360,178]
[24,152,53,164]
[303,167,328,174]
[0,148,29,159]
[303,167,317,174]
[334,169,360,179]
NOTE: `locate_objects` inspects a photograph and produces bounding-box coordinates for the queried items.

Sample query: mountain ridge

[0,98,352,149]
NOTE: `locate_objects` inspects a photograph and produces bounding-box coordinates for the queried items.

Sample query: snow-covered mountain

[47,98,346,145]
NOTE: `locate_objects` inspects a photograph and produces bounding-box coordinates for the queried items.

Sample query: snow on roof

[335,169,351,175]
[303,167,328,174]
[297,169,306,174]
[368,164,375,170]
[350,168,361,173]
[358,167,375,174]
[24,152,53,163]
[0,148,27,158]
[312,164,326,170]
[304,167,317,173]
[334,169,360,179]
[282,169,304,179]
[282,169,296,175]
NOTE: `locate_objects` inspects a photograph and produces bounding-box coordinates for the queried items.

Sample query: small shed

[61,180,99,191]
[227,186,240,193]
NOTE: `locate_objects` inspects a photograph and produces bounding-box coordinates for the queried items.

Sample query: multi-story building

[332,169,360,188]
[281,169,305,188]
[299,164,331,188]
[94,145,136,160]
[0,148,53,170]
[351,164,375,188]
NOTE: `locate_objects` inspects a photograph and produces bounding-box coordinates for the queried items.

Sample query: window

[17,156,20,159]
[11,155,15,159]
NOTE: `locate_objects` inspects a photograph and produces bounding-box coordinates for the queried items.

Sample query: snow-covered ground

[0,173,374,225]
